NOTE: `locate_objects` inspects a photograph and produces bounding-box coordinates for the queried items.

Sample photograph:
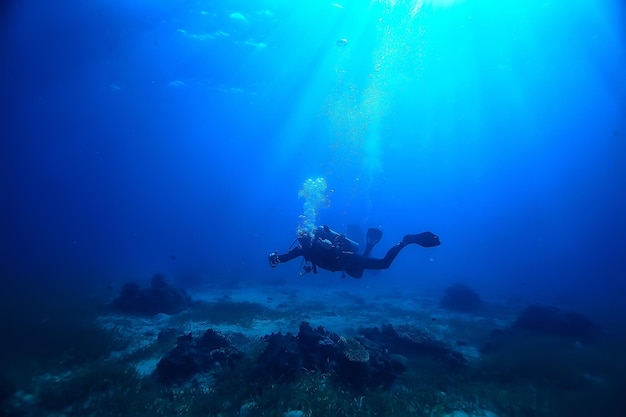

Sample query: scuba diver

[268,225,440,278]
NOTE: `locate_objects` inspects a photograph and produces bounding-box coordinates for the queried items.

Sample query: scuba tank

[312,225,360,253]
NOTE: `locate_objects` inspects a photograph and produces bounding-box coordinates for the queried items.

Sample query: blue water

[2,0,626,349]
[4,0,624,309]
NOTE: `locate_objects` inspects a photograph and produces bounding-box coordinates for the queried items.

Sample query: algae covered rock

[361,323,467,370]
[257,322,405,391]
[513,305,600,341]
[112,273,192,315]
[155,329,242,383]
[439,283,483,313]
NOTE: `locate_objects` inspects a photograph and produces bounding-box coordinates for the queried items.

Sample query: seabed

[2,282,623,417]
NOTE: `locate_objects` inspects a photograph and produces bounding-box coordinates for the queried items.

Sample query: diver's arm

[268,246,303,267]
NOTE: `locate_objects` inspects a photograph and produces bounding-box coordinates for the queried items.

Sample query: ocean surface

[1,1,625,416]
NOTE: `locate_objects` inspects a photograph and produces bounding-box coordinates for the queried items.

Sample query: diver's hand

[268,251,279,267]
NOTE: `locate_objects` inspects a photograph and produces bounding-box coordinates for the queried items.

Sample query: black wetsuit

[269,225,440,278]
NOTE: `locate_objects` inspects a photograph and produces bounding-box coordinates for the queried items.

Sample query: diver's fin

[363,228,383,257]
[367,228,383,246]
[403,232,441,247]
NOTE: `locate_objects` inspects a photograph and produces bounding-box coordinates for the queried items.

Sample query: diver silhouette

[268,225,440,278]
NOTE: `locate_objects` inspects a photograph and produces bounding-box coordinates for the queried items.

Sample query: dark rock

[199,329,229,349]
[513,305,600,341]
[155,333,198,381]
[359,326,382,340]
[155,330,242,384]
[111,273,192,315]
[439,283,483,313]
[257,322,406,391]
[257,332,303,380]
[297,322,340,368]
[481,306,601,355]
[340,335,400,390]
[389,354,408,373]
[480,328,518,354]
[151,273,168,288]
[155,322,468,390]
[361,323,467,370]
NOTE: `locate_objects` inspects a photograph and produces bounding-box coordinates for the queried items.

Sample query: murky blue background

[2,0,625,319]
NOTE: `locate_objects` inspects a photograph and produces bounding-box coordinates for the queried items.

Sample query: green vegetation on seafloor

[4,299,626,417]
[15,334,625,417]
[20,356,455,417]
[170,299,297,328]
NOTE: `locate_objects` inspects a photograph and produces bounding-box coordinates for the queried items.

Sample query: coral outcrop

[111,273,192,315]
